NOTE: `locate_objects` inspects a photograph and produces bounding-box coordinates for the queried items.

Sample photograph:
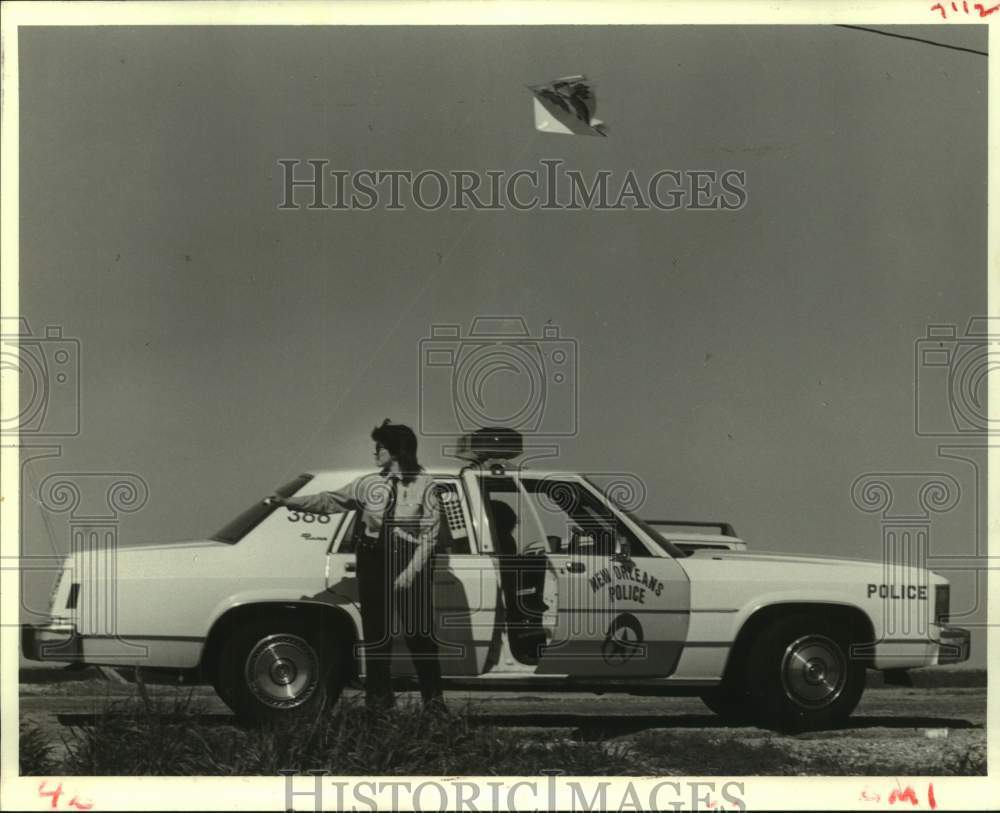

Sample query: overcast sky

[15,25,988,662]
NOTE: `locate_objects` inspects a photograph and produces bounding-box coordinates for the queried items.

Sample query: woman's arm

[267,477,361,515]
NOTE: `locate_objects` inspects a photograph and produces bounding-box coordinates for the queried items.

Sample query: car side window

[479,477,550,556]
[519,477,652,557]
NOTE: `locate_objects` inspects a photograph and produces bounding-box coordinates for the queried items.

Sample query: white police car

[22,429,970,730]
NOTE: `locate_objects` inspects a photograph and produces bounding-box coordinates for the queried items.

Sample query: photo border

[1,1,995,810]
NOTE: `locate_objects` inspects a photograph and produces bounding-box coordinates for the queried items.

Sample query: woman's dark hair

[372,419,421,477]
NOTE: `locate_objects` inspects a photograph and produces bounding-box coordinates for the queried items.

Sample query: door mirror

[613,536,632,562]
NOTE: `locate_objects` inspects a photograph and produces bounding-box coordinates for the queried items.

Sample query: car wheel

[217,619,342,725]
[747,614,865,731]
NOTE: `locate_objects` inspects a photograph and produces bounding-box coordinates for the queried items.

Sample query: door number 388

[286,511,331,524]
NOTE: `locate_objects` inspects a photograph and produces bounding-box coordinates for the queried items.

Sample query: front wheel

[216,619,341,725]
[747,614,865,731]
[700,683,754,724]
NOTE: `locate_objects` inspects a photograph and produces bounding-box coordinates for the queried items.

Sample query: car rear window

[211,474,313,544]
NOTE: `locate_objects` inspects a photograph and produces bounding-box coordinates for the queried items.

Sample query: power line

[837,24,988,57]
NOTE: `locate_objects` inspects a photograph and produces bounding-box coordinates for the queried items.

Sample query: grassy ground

[19,685,987,777]
[19,691,645,776]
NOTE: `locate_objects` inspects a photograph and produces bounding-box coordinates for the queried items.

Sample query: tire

[700,683,754,724]
[746,613,865,732]
[215,617,345,726]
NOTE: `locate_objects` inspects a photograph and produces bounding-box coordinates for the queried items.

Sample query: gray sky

[16,25,988,662]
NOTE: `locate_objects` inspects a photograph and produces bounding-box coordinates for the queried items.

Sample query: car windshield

[211,474,313,544]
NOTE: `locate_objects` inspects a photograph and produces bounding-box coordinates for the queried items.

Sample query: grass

[630,730,987,776]
[19,721,56,775]
[28,688,650,776]
[20,684,987,777]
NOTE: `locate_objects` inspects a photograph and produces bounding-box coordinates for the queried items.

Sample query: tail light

[934,584,950,625]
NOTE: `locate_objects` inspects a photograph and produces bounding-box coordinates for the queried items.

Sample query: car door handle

[345,562,357,572]
[566,561,586,574]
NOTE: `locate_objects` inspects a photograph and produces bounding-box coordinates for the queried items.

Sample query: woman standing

[269,420,445,712]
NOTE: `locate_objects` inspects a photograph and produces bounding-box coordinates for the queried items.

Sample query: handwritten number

[933,0,1000,14]
[38,782,63,809]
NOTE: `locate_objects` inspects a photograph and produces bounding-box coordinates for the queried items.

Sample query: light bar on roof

[454,427,524,462]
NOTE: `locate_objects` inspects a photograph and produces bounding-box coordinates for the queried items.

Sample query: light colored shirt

[284,470,441,546]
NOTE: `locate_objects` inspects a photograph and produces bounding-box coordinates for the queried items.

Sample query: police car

[21,429,970,731]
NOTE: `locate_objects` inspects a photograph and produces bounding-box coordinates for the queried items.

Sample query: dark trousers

[356,537,443,709]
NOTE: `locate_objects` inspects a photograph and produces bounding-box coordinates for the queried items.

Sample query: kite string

[836,24,987,57]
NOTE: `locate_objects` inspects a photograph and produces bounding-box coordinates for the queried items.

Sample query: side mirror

[613,536,632,562]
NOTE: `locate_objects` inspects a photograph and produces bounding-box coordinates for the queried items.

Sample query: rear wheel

[216,618,346,725]
[747,614,865,731]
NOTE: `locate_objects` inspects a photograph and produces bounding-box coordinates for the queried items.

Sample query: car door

[419,477,501,676]
[326,477,501,677]
[480,473,690,678]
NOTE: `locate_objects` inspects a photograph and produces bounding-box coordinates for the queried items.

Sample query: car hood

[687,548,883,568]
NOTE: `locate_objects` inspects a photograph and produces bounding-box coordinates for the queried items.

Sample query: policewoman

[268,420,445,712]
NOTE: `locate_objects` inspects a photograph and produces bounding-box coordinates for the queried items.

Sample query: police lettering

[866,583,928,600]
[613,563,664,597]
[609,584,646,603]
[588,564,664,605]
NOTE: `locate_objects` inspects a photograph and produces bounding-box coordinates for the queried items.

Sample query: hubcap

[780,634,846,709]
[245,633,319,709]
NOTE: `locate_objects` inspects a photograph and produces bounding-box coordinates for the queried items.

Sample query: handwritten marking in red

[933,0,1000,14]
[38,782,64,810]
[888,786,920,806]
[36,782,93,811]
[928,783,937,810]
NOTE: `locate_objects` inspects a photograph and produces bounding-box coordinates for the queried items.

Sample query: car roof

[301,466,584,485]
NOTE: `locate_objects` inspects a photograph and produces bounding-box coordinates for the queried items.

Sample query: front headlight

[934,584,950,625]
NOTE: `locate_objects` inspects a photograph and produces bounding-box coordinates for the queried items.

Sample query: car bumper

[21,621,82,662]
[937,626,970,665]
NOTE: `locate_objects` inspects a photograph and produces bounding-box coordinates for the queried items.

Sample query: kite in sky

[527,75,608,136]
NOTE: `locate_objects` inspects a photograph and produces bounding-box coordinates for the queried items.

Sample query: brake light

[934,584,950,625]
